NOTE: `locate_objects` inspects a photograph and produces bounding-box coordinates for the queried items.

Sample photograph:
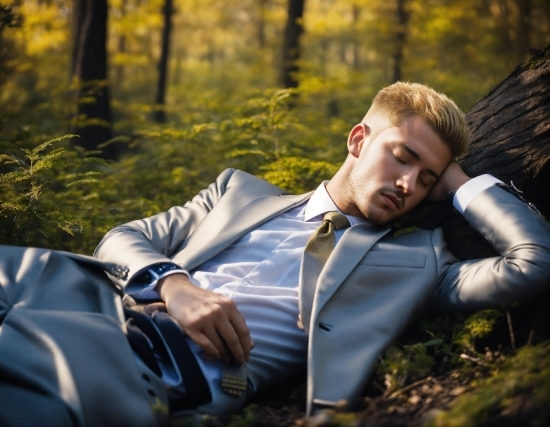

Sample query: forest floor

[169,360,492,427]
[234,355,546,427]
[237,367,484,427]
[170,300,550,427]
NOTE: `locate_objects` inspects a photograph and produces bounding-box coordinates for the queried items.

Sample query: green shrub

[0,135,106,251]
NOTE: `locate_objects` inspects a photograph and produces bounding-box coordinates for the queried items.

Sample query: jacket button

[142,373,151,382]
[147,389,156,397]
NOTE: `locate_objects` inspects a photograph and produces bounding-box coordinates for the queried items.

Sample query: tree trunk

[71,0,112,156]
[400,45,550,262]
[258,0,266,49]
[279,0,306,88]
[71,0,85,77]
[114,0,127,90]
[392,0,409,82]
[153,0,173,123]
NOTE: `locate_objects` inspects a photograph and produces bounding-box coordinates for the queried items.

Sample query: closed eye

[394,154,407,164]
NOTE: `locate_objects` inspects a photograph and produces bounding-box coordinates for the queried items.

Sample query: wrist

[156,273,191,301]
[442,164,471,193]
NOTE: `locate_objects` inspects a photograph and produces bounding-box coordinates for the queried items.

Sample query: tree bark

[393,0,409,82]
[114,0,127,90]
[71,0,113,156]
[400,45,550,261]
[258,0,266,49]
[71,0,85,77]
[279,0,306,88]
[153,0,174,123]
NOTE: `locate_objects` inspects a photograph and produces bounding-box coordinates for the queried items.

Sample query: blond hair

[363,82,470,158]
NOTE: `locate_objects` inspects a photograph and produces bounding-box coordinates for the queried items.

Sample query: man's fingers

[186,310,253,364]
[217,321,246,364]
[185,329,222,360]
[229,312,254,362]
[144,302,167,315]
[202,323,234,361]
[160,279,253,363]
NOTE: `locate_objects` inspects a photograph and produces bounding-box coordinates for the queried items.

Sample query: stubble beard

[349,180,387,225]
[354,188,405,226]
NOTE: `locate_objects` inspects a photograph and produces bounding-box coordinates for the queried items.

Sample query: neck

[326,158,356,216]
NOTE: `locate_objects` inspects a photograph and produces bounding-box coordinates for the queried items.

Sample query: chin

[363,207,394,226]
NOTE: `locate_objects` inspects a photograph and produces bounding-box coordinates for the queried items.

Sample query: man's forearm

[432,183,550,311]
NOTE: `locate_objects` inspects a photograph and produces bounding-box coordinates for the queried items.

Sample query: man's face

[345,116,452,225]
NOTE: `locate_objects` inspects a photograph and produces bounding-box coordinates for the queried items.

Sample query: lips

[382,192,402,210]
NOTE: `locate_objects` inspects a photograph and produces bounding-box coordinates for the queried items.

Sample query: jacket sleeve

[429,184,550,312]
[93,168,235,289]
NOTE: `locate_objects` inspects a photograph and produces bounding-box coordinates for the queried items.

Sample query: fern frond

[66,178,100,187]
[0,169,30,183]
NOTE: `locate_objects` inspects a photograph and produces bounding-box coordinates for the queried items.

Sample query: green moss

[378,342,436,391]
[429,341,550,426]
[452,310,503,353]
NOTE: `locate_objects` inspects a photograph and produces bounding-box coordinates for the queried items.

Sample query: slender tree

[114,0,127,90]
[393,0,409,82]
[258,0,266,49]
[71,0,112,155]
[153,0,174,123]
[279,0,306,88]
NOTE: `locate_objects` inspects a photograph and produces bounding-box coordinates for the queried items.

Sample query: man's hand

[152,273,254,364]
[427,161,471,201]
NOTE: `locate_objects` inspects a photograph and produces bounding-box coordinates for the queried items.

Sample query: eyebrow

[400,143,440,180]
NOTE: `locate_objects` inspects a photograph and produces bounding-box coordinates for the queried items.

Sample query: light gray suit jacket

[94,168,550,415]
[0,246,169,427]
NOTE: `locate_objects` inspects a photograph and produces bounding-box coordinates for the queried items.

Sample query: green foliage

[0,135,106,250]
[227,404,259,427]
[378,341,437,392]
[0,2,548,422]
[376,310,505,393]
[261,156,339,193]
[452,310,504,354]
[219,88,301,173]
[430,341,550,426]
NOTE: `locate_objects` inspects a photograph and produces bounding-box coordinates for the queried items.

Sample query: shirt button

[241,279,251,286]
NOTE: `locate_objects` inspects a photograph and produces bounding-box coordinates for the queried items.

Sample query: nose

[396,171,416,195]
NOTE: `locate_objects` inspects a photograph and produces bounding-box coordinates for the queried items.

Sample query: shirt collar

[304,181,371,226]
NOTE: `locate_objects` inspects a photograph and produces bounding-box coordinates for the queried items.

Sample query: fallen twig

[506,310,516,352]
[459,353,488,366]
[388,377,435,399]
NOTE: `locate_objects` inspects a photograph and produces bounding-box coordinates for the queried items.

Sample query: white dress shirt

[129,175,501,417]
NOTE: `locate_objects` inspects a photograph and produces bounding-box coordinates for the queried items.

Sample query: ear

[347,123,370,158]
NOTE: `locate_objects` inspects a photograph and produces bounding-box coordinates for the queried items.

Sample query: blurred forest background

[1,1,550,425]
[2,0,549,254]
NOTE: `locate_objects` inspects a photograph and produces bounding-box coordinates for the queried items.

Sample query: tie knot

[323,211,350,230]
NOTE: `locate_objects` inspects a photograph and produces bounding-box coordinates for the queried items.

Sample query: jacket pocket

[358,251,426,268]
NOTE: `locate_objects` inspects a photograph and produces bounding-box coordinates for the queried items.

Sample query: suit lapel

[310,223,391,322]
[173,190,312,271]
